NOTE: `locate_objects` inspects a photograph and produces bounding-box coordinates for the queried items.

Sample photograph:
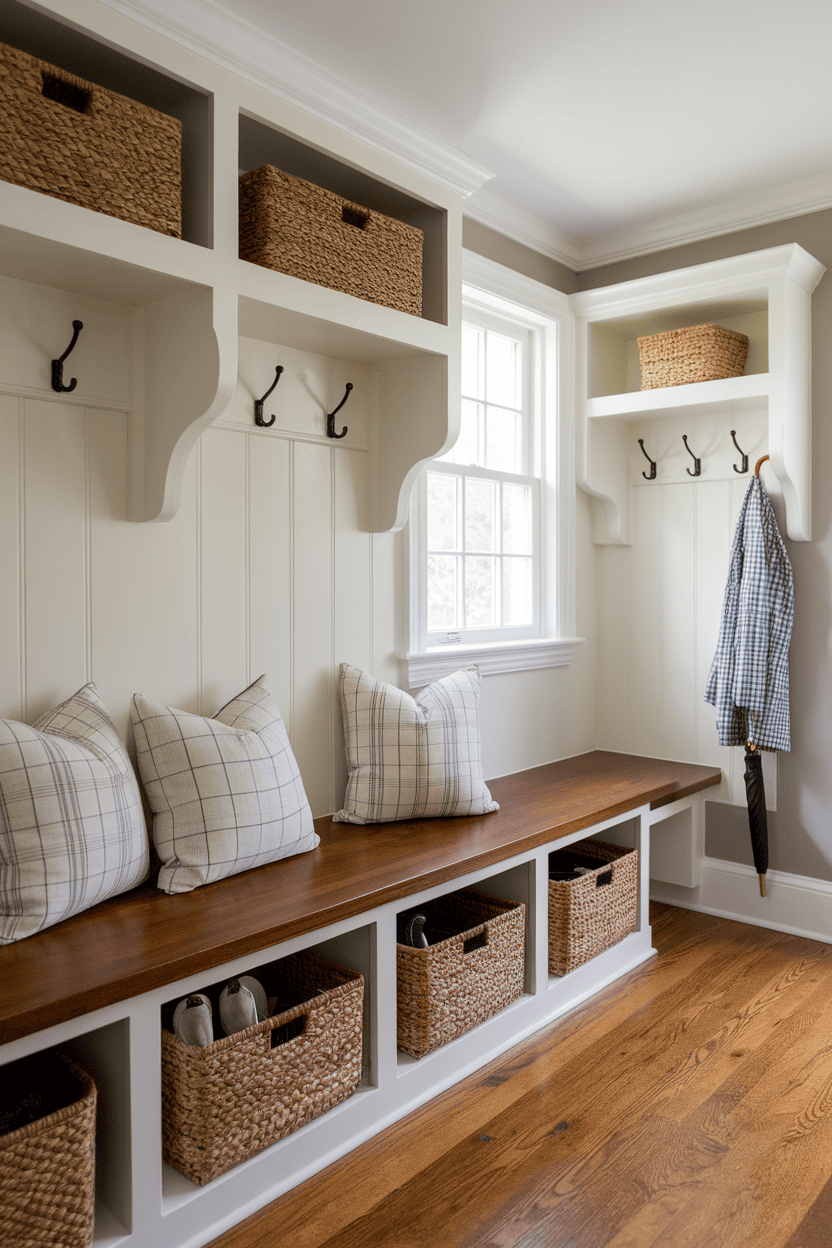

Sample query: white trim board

[650,857,832,946]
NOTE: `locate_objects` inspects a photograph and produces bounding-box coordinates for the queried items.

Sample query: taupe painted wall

[462,217,578,294]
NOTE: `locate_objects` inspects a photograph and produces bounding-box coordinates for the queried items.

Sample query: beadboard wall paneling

[0,396,22,721]
[596,475,778,809]
[0,278,598,821]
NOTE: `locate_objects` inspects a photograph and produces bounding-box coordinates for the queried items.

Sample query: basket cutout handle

[463,930,488,955]
[270,1013,307,1049]
[41,71,91,115]
[342,205,370,230]
[595,868,613,888]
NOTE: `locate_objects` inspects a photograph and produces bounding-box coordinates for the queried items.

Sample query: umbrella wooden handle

[754,454,769,476]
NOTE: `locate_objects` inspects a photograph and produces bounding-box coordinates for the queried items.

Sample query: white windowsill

[400,637,584,688]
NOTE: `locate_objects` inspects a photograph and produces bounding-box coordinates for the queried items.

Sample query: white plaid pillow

[131,675,318,894]
[0,684,150,943]
[334,664,499,824]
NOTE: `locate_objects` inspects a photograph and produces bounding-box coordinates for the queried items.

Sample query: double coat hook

[326,383,353,439]
[682,434,701,477]
[638,439,656,480]
[730,430,748,474]
[52,320,83,393]
[254,365,284,427]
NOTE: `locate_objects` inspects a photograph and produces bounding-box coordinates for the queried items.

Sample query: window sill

[400,637,584,688]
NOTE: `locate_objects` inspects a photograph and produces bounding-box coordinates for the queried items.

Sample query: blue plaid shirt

[705,475,794,751]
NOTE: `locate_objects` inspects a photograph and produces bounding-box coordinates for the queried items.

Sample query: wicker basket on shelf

[239,164,423,315]
[548,839,638,976]
[0,40,182,237]
[397,887,525,1059]
[0,1050,97,1248]
[161,949,364,1186]
[637,323,749,390]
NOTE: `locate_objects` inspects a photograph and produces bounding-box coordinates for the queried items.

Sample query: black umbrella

[743,742,768,896]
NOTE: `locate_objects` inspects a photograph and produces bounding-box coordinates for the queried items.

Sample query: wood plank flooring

[208,905,832,1248]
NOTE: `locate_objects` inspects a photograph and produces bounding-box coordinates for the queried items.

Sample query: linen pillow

[334,663,499,824]
[131,675,318,894]
[0,684,150,943]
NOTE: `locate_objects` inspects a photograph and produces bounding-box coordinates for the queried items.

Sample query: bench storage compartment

[0,1050,96,1248]
[548,839,638,975]
[161,949,364,1186]
[397,887,525,1059]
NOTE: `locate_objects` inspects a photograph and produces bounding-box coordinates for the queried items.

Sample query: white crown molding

[463,188,583,270]
[577,172,832,270]
[96,0,495,197]
[466,176,832,275]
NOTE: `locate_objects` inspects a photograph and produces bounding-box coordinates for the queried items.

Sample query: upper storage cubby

[0,0,461,531]
[571,244,826,544]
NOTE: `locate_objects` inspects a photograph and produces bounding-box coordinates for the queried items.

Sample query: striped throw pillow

[334,664,499,824]
[132,675,318,894]
[0,684,150,943]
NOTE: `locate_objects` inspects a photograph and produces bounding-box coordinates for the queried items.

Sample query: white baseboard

[650,857,832,945]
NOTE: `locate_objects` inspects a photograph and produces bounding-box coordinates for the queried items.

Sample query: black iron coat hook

[730,430,748,474]
[254,365,284,427]
[682,434,701,477]
[638,438,656,480]
[52,320,83,393]
[326,382,353,439]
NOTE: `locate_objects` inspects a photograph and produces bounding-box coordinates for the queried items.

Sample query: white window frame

[403,251,583,687]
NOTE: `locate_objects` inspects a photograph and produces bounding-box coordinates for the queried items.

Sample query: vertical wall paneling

[248,432,294,730]
[659,484,696,759]
[627,485,662,758]
[292,440,335,815]
[0,396,22,719]
[199,427,249,713]
[332,448,372,809]
[23,399,89,721]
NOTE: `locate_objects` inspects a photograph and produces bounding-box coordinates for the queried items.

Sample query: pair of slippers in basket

[173,976,267,1047]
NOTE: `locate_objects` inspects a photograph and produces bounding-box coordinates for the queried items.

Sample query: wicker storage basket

[637,323,749,390]
[0,41,181,237]
[239,164,423,316]
[397,887,525,1059]
[0,1050,96,1248]
[161,949,364,1186]
[548,839,638,976]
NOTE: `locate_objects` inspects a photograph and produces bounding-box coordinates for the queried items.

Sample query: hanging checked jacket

[704,474,794,751]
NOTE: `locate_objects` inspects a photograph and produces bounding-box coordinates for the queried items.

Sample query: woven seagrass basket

[637,323,748,390]
[397,887,526,1059]
[0,1050,96,1248]
[0,40,181,237]
[239,164,423,316]
[548,839,638,976]
[161,949,364,1186]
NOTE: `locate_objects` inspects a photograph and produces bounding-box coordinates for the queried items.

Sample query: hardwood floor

[208,905,832,1248]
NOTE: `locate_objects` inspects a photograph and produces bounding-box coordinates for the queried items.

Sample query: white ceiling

[108,0,832,268]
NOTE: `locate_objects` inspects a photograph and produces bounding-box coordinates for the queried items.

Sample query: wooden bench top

[0,751,720,1045]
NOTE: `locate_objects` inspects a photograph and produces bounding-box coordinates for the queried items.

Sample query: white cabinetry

[571,244,825,545]
[0,0,460,531]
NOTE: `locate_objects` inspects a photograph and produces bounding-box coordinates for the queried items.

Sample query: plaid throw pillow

[334,664,499,824]
[0,684,150,943]
[131,675,318,894]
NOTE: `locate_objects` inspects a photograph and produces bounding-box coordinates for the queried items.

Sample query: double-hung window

[405,252,580,686]
[426,313,538,645]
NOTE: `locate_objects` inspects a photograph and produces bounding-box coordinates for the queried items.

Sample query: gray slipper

[219,976,267,1035]
[172,994,213,1047]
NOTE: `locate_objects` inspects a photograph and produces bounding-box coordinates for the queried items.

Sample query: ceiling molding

[577,172,832,270]
[466,176,832,275]
[97,0,495,197]
[463,188,583,270]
